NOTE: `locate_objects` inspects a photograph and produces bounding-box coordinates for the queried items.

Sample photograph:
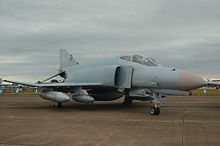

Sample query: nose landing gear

[149,93,162,115]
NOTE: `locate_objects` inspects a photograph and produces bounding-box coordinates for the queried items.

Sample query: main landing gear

[54,102,63,109]
[149,93,162,115]
[123,96,133,105]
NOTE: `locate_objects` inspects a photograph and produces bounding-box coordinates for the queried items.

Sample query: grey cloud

[0,0,220,81]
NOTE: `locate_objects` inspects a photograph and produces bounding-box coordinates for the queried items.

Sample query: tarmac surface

[0,95,220,146]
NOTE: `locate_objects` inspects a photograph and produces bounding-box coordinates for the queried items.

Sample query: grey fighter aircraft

[4,49,220,115]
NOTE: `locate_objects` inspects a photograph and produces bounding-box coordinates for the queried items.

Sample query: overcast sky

[0,0,220,82]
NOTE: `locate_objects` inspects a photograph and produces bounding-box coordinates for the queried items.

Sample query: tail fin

[59,49,79,72]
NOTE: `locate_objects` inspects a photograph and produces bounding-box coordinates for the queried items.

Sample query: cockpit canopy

[120,55,159,66]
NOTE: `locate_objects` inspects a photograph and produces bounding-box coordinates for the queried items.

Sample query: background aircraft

[212,80,220,92]
[4,49,220,115]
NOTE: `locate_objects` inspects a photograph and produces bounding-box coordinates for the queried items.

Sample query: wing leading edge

[3,80,102,88]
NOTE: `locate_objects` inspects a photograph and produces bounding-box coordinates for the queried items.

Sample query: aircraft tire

[149,106,160,115]
[54,102,63,109]
[123,96,133,105]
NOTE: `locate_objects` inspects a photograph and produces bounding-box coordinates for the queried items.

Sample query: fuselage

[64,56,206,94]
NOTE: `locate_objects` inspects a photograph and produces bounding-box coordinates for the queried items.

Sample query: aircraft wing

[3,80,102,88]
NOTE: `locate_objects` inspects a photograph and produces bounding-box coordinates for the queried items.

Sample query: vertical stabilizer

[59,49,79,72]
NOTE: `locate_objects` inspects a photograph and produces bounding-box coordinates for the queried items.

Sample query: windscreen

[120,55,158,66]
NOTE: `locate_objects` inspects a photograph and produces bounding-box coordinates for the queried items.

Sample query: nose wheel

[149,106,160,115]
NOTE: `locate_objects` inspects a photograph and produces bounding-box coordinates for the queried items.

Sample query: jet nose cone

[178,72,206,90]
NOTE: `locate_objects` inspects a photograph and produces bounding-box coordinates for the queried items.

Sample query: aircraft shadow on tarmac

[14,101,220,112]
[63,102,145,111]
[16,102,147,112]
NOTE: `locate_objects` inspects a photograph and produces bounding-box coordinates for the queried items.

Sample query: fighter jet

[4,49,220,115]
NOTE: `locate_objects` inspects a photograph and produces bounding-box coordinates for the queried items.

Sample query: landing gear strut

[123,96,133,105]
[149,93,162,115]
[54,102,63,108]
